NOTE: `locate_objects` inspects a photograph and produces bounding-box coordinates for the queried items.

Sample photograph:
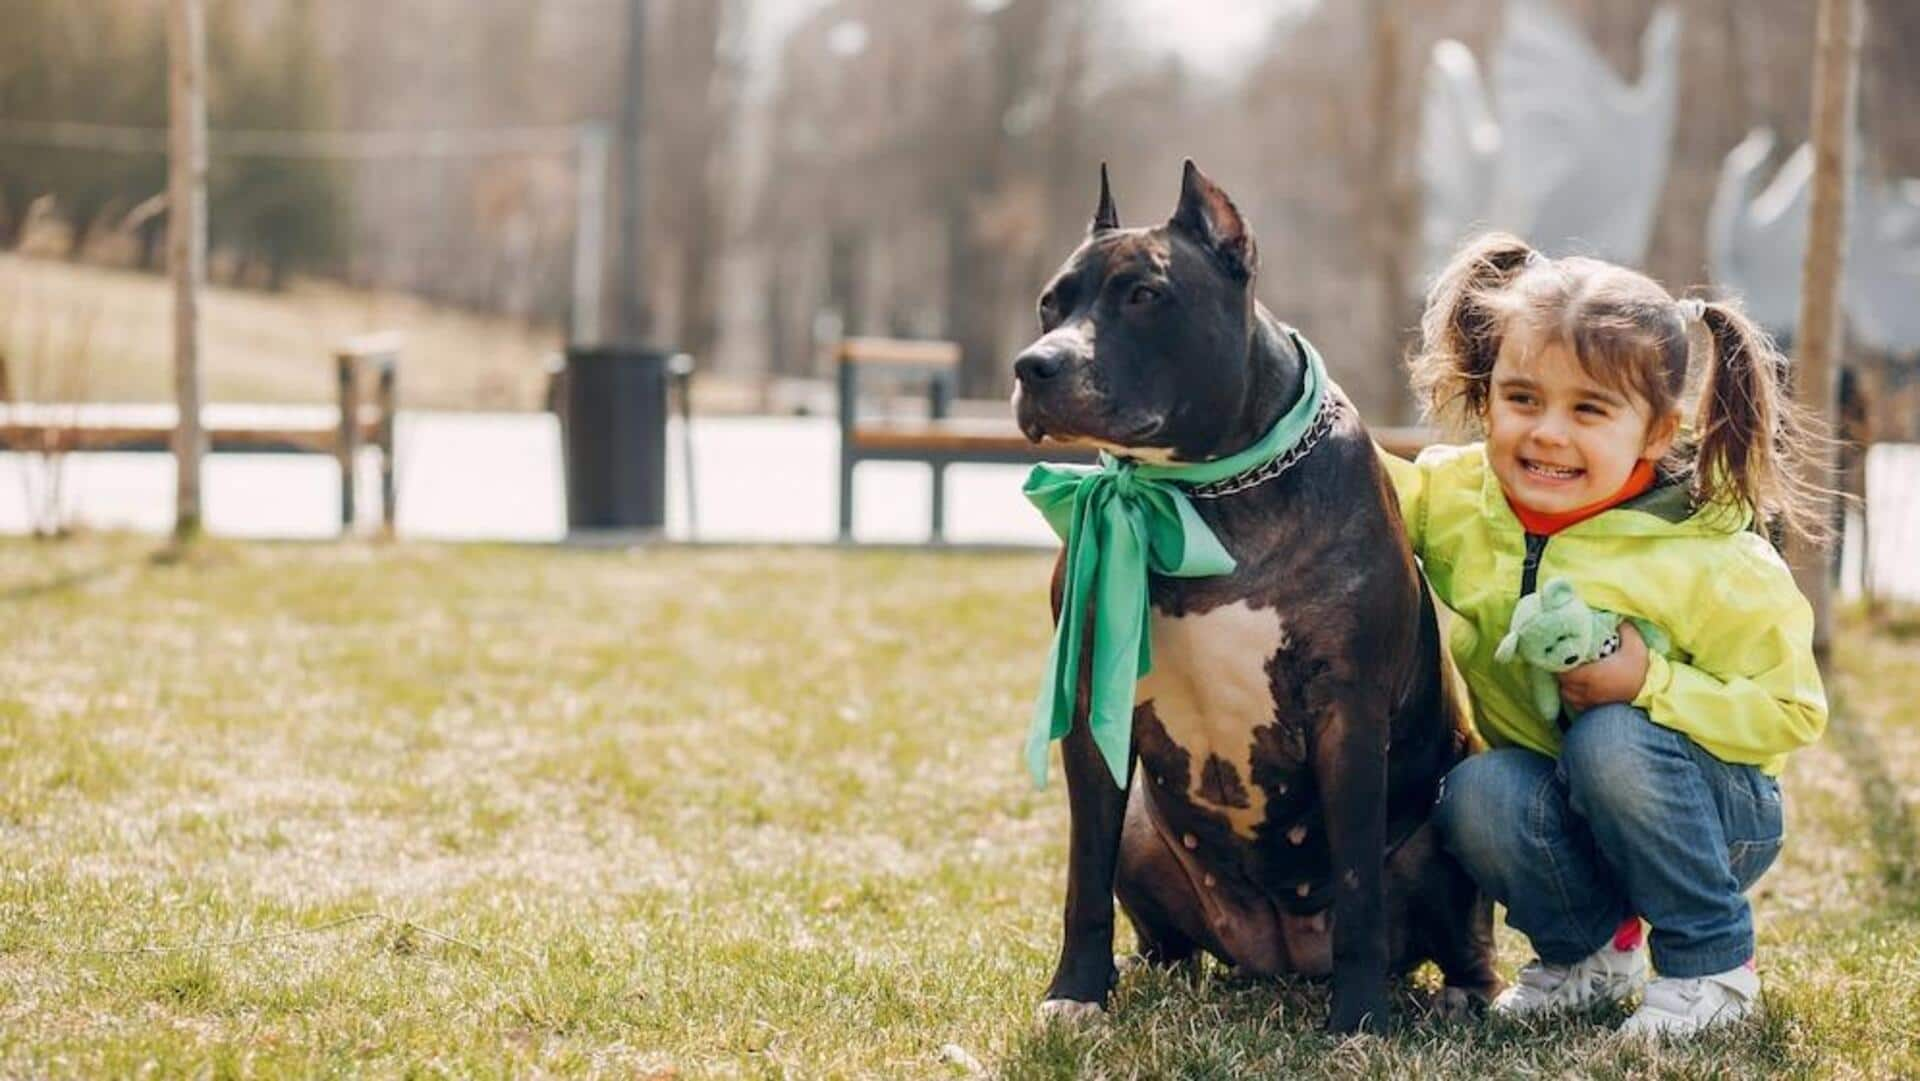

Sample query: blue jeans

[1433,704,1784,978]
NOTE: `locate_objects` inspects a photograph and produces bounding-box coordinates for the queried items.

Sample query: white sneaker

[1619,965,1762,1037]
[1492,942,1649,1018]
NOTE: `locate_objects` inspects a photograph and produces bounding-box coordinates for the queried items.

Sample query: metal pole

[670,352,696,538]
[167,0,207,541]
[571,122,609,346]
[1789,0,1863,662]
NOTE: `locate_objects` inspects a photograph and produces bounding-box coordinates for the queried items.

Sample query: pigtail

[1694,299,1834,544]
[1410,232,1538,435]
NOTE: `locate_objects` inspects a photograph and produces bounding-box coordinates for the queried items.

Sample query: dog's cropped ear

[1170,159,1256,281]
[1089,163,1120,235]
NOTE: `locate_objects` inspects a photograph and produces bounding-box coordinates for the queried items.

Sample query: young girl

[1385,233,1829,1037]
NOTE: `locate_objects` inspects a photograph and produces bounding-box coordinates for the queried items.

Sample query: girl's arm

[1377,445,1429,558]
[1631,543,1828,767]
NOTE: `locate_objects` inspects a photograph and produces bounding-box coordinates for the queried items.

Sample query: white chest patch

[1134,600,1289,838]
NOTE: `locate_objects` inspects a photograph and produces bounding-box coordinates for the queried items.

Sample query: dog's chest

[1134,600,1300,838]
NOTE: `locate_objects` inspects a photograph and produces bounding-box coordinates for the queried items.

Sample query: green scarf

[1022,333,1329,789]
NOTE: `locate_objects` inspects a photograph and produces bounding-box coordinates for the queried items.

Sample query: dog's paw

[1034,998,1107,1028]
[1325,996,1392,1036]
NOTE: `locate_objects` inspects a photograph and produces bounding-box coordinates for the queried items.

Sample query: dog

[1011,161,1500,1033]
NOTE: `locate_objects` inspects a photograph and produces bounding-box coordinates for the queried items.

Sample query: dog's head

[1011,160,1261,463]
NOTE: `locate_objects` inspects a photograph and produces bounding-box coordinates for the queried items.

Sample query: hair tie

[1678,298,1707,324]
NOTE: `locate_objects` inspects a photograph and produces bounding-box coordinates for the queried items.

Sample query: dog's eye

[1127,285,1159,306]
[1038,292,1060,322]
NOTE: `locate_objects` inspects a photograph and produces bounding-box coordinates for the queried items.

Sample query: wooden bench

[835,335,1436,542]
[0,334,402,534]
[836,337,1094,542]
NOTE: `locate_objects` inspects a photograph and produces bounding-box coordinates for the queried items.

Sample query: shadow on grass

[1823,692,1920,913]
[992,961,1816,1078]
[993,964,1533,1079]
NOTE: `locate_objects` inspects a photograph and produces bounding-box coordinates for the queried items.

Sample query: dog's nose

[1014,351,1064,384]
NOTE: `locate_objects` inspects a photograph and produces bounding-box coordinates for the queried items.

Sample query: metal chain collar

[1184,393,1339,500]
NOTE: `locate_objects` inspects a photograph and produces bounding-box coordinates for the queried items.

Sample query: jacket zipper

[1520,532,1549,597]
[1518,531,1571,729]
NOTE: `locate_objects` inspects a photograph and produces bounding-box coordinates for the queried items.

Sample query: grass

[0,536,1916,1077]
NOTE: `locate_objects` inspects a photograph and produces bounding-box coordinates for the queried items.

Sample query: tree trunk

[1789,0,1863,661]
[944,201,1002,399]
[168,0,207,542]
[1368,0,1416,425]
[613,0,650,343]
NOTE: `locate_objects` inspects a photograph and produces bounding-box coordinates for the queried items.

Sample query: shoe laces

[1516,960,1572,992]
[1647,976,1707,1011]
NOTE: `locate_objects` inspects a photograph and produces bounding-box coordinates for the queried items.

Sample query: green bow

[1022,333,1329,788]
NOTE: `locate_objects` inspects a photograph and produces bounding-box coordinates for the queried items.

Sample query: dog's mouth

[1018,408,1163,452]
[1017,409,1049,444]
[1013,383,1167,452]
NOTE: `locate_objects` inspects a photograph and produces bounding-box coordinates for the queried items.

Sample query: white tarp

[1708,127,1920,352]
[1419,0,1680,281]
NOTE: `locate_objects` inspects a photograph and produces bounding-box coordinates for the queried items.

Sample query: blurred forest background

[3,0,1918,421]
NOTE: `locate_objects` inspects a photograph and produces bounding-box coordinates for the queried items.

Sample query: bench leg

[377,359,397,537]
[930,460,947,543]
[336,355,359,533]
[839,455,856,542]
[838,359,857,542]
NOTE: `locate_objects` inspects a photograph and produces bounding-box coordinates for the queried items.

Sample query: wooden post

[336,353,359,532]
[377,356,397,537]
[1789,0,1863,661]
[167,0,207,541]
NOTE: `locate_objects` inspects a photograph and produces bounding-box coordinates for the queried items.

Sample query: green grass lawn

[1,537,1916,1078]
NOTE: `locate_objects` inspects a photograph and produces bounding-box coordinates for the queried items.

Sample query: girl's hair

[1409,231,1832,543]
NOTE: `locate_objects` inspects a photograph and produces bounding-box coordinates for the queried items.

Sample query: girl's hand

[1557,621,1649,712]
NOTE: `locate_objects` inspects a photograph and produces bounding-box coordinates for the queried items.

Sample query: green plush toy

[1494,576,1673,723]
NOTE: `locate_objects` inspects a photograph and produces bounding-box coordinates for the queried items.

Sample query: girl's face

[1486,339,1679,515]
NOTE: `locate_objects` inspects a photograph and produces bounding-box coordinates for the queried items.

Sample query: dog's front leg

[1040,706,1132,1018]
[1312,687,1392,1034]
[1037,553,1130,1021]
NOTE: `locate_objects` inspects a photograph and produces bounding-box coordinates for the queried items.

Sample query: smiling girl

[1385,233,1829,1037]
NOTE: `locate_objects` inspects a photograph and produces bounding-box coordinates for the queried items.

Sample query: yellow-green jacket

[1382,442,1826,776]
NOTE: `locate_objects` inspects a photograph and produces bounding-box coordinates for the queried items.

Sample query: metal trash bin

[558,345,673,533]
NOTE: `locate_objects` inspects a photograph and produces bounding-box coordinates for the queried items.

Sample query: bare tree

[1791,0,1864,659]
[168,0,207,541]
[1368,0,1418,424]
[650,0,746,363]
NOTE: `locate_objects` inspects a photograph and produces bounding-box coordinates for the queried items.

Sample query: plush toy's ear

[1543,578,1576,608]
[1495,629,1519,663]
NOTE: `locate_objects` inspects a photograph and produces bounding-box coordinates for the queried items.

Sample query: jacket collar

[1475,450,1751,538]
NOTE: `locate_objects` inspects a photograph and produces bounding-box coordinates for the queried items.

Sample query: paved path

[2,411,1914,600]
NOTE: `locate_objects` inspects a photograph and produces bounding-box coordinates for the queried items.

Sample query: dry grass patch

[1,253,558,409]
[0,536,1914,1077]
